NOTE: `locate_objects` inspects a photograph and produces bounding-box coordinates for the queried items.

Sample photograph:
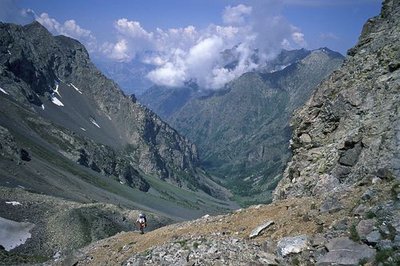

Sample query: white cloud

[292,31,306,46]
[100,39,131,62]
[223,4,252,25]
[35,13,96,51]
[115,19,153,40]
[100,2,307,89]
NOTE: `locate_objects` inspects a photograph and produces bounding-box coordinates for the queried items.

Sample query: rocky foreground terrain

[48,0,400,265]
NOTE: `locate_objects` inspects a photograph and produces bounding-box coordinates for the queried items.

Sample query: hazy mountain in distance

[167,48,344,205]
[94,58,155,95]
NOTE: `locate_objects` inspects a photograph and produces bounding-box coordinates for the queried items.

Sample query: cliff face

[274,0,400,200]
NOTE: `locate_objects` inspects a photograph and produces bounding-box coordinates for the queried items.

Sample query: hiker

[136,213,147,234]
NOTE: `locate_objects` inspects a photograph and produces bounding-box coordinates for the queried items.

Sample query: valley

[0,0,399,265]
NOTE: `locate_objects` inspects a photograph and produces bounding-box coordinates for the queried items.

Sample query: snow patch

[80,127,87,131]
[41,104,45,110]
[0,216,34,251]
[53,83,61,97]
[70,83,83,94]
[271,64,291,73]
[5,201,22,206]
[7,50,11,55]
[0,87,9,95]
[89,117,101,128]
[51,95,64,106]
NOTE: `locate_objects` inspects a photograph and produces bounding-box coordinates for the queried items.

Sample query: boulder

[356,219,375,240]
[317,237,376,266]
[249,220,274,238]
[319,197,342,213]
[366,230,381,245]
[277,235,309,257]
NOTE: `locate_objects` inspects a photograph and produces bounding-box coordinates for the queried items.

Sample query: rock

[249,220,274,238]
[366,230,381,244]
[319,197,342,213]
[356,219,376,239]
[299,133,312,144]
[19,148,31,161]
[353,204,367,216]
[377,239,394,250]
[312,235,326,247]
[317,237,376,266]
[338,142,362,167]
[361,189,375,201]
[312,174,340,195]
[258,252,279,265]
[277,235,309,257]
[394,235,400,249]
[331,218,348,231]
[376,167,393,180]
[372,177,382,184]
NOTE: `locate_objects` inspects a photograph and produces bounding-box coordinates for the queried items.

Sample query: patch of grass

[359,257,369,265]
[349,223,360,242]
[365,210,376,219]
[141,249,152,257]
[391,182,400,200]
[291,257,300,265]
[375,249,395,265]
[176,239,188,248]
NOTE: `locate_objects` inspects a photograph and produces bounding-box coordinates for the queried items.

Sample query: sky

[1,0,382,89]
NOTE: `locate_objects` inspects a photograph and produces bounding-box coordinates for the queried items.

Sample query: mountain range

[1,0,399,263]
[140,47,344,205]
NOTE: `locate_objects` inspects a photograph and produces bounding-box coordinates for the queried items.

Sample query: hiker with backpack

[136,213,147,234]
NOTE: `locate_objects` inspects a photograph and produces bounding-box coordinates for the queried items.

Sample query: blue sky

[1,0,382,89]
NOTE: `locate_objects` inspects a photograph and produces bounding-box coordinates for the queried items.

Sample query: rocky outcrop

[274,0,400,200]
[0,125,19,160]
